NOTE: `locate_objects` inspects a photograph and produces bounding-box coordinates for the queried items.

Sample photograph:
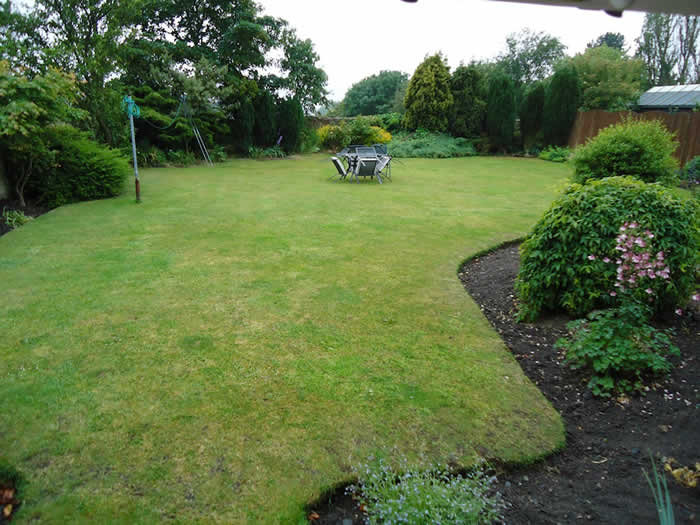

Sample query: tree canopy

[341,71,409,116]
[498,29,567,87]
[587,32,627,52]
[449,63,487,138]
[570,46,643,111]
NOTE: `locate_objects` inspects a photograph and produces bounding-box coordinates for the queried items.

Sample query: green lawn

[2,155,569,523]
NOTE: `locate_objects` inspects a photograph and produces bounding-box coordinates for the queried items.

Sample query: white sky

[258,0,645,100]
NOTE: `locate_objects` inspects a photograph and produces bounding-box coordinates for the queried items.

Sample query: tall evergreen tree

[543,63,581,146]
[486,72,516,151]
[520,81,546,149]
[403,54,453,132]
[450,64,487,138]
[253,91,277,147]
[277,98,304,154]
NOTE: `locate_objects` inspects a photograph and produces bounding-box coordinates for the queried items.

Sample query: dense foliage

[26,125,130,207]
[516,177,698,320]
[570,46,643,111]
[556,302,679,396]
[520,81,545,149]
[317,118,391,151]
[543,62,581,146]
[449,64,487,138]
[277,98,305,154]
[572,119,679,185]
[587,32,627,51]
[486,72,516,151]
[403,54,454,133]
[538,146,570,162]
[341,71,409,116]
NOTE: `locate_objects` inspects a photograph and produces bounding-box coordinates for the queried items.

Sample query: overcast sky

[257,0,645,101]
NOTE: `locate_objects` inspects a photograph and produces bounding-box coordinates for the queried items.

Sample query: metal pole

[128,107,141,202]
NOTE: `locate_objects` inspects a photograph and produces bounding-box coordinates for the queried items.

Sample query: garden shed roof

[638,84,700,109]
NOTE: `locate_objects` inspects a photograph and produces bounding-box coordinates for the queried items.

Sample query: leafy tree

[570,46,643,110]
[449,64,487,138]
[520,81,545,149]
[231,98,255,154]
[277,28,328,114]
[403,54,453,132]
[342,71,409,116]
[0,65,84,207]
[587,32,627,52]
[636,14,699,86]
[543,63,581,146]
[498,29,567,87]
[486,72,516,151]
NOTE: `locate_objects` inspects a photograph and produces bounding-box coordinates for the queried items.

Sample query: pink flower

[646,288,654,295]
[603,257,611,263]
[692,294,699,302]
[619,225,627,232]
[656,251,665,260]
[629,222,638,228]
[587,254,596,260]
[675,308,683,316]
[635,239,646,247]
[610,291,617,297]
[646,231,654,239]
[648,271,656,279]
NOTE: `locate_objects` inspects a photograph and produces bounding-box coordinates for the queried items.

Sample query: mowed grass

[2,155,569,523]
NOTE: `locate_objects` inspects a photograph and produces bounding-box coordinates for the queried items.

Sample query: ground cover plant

[0,155,568,522]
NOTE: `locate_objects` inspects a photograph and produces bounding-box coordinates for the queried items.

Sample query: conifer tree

[403,54,453,132]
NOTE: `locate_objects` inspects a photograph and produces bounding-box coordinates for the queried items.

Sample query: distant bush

[516,177,698,321]
[372,112,403,133]
[389,130,477,158]
[681,155,700,188]
[26,124,129,208]
[2,208,32,229]
[572,119,679,185]
[538,146,571,163]
[299,125,320,154]
[317,118,391,151]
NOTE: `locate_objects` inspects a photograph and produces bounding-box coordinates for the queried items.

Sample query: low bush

[247,145,286,159]
[26,124,129,208]
[166,149,197,167]
[389,130,477,158]
[1,208,32,229]
[538,146,571,163]
[516,177,698,321]
[555,302,679,397]
[572,119,679,185]
[317,118,392,151]
[137,145,167,168]
[348,456,503,524]
[209,145,228,163]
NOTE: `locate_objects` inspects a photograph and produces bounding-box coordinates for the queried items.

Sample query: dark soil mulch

[0,199,51,237]
[310,241,699,524]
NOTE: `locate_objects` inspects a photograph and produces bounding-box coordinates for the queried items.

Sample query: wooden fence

[568,110,700,166]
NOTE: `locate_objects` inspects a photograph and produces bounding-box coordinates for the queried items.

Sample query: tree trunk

[15,157,32,208]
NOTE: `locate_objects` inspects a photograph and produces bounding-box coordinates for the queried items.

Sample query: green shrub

[572,119,679,185]
[299,125,319,154]
[373,112,403,133]
[389,130,476,158]
[209,145,228,163]
[137,145,167,167]
[520,82,546,150]
[555,302,678,397]
[317,124,348,151]
[538,146,571,163]
[681,155,700,188]
[348,456,503,524]
[166,149,197,167]
[317,119,392,151]
[2,208,32,229]
[516,177,698,321]
[247,145,286,159]
[25,124,129,208]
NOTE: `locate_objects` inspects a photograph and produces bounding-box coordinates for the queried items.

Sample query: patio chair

[330,156,348,180]
[355,157,382,183]
[374,155,392,181]
[372,144,388,155]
